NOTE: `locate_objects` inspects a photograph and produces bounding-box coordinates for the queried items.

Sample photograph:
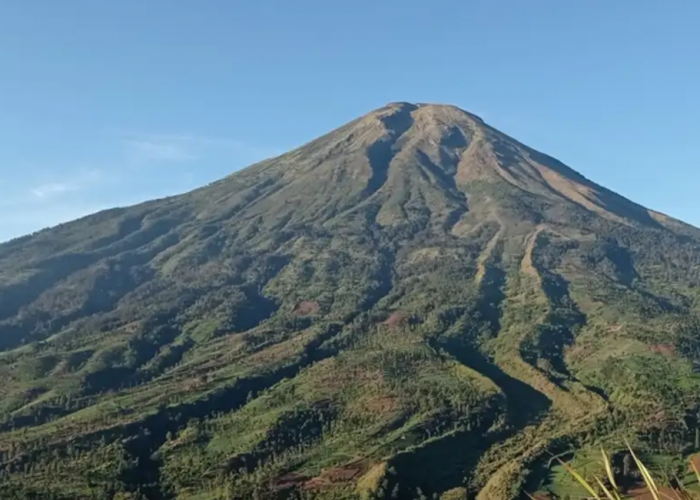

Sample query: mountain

[3,102,700,500]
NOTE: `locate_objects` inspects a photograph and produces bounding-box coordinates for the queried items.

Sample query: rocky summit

[3,103,700,500]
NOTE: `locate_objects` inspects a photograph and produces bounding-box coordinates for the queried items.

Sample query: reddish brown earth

[383,311,406,328]
[274,472,308,491]
[690,453,700,472]
[649,343,676,356]
[303,459,370,490]
[628,486,677,500]
[293,300,320,316]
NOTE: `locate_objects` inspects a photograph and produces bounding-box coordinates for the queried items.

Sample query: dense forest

[3,103,700,499]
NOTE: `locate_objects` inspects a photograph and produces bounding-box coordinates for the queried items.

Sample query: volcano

[2,103,700,500]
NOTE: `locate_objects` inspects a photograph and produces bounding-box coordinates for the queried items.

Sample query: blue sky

[1,1,699,241]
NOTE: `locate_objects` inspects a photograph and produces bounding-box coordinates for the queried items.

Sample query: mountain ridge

[2,103,700,500]
[3,102,691,245]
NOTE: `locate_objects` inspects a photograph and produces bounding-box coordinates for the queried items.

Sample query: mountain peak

[365,101,484,129]
[272,101,661,231]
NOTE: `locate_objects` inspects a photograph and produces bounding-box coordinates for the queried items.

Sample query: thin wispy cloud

[31,182,77,199]
[125,138,195,163]
[0,168,104,210]
[0,168,109,241]
[123,133,282,166]
[28,168,104,201]
[0,133,279,242]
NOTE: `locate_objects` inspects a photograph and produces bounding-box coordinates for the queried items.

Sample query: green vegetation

[2,103,700,499]
[532,444,700,500]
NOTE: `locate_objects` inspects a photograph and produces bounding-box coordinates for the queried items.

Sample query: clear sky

[1,1,699,241]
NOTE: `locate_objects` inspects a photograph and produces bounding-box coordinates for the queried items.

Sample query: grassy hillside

[2,103,700,500]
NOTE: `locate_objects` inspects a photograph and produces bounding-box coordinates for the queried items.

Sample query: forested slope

[2,103,700,500]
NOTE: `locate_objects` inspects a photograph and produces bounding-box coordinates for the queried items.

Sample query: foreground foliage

[536,444,700,500]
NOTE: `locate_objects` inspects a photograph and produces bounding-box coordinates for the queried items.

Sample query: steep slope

[3,103,700,500]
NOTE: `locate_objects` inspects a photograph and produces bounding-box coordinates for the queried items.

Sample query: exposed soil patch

[628,486,677,500]
[304,459,371,490]
[689,453,700,472]
[275,472,309,491]
[293,300,320,316]
[383,311,406,328]
[649,343,676,356]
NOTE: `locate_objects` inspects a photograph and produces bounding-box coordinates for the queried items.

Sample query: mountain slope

[3,103,700,500]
